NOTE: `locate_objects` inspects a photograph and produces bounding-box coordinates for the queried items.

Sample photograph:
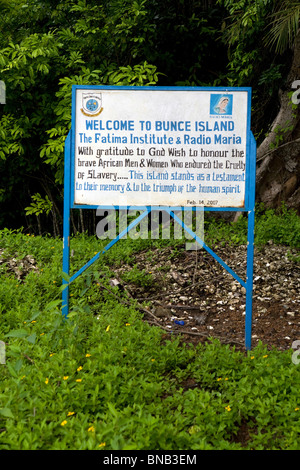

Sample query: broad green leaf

[0,408,14,419]
[26,333,36,344]
[5,329,28,339]
[6,362,18,378]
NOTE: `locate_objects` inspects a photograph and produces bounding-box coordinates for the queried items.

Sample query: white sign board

[73,87,250,208]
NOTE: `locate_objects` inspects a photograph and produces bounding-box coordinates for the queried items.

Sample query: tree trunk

[256,31,300,213]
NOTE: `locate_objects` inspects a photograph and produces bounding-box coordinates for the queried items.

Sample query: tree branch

[256,137,300,163]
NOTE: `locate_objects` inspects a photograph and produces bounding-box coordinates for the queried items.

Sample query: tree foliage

[0,0,298,234]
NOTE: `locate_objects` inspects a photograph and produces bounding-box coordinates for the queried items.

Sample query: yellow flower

[99,442,106,448]
[225,378,229,381]
[45,378,49,384]
[263,355,268,358]
[225,405,231,412]
[295,408,299,411]
[61,420,67,426]
[251,356,255,359]
[63,376,69,380]
[88,425,95,432]
[151,359,155,362]
[76,378,82,383]
[40,333,45,336]
[106,325,110,332]
[31,320,37,324]
[217,378,222,381]
[67,411,75,416]
[77,366,83,372]
[125,323,130,326]
[86,354,91,357]
[49,353,55,357]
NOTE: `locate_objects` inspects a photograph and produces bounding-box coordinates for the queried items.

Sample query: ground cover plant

[0,206,300,450]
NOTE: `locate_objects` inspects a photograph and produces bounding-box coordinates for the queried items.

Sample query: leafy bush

[204,203,300,248]
[254,203,300,247]
[0,215,300,450]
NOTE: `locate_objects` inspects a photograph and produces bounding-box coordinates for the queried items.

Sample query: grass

[204,203,300,248]
[0,204,300,450]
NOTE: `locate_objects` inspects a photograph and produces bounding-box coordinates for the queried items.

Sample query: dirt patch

[0,249,38,280]
[109,242,300,351]
[1,242,299,351]
[231,418,257,447]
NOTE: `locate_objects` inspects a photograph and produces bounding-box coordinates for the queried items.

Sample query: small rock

[194,314,207,325]
[155,306,171,317]
[109,278,121,288]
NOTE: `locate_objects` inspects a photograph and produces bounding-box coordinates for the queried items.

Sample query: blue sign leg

[69,207,151,284]
[62,214,70,319]
[245,131,256,350]
[245,208,255,350]
[62,132,71,318]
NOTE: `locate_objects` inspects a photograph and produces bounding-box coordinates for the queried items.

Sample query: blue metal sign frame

[62,86,256,350]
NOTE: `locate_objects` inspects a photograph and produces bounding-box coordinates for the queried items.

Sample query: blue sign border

[69,85,254,211]
[62,86,256,350]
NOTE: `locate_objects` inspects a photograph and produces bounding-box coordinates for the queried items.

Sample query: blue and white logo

[81,92,103,116]
[210,94,233,115]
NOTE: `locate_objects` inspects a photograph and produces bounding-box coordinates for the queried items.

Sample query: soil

[1,242,299,352]
[109,242,300,352]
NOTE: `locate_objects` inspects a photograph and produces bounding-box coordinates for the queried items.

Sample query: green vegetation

[205,203,300,248]
[1,0,299,234]
[0,0,299,451]
[0,206,299,450]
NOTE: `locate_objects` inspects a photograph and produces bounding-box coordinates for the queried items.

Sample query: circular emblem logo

[81,93,103,117]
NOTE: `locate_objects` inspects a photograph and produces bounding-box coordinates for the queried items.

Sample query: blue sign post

[62,86,256,350]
